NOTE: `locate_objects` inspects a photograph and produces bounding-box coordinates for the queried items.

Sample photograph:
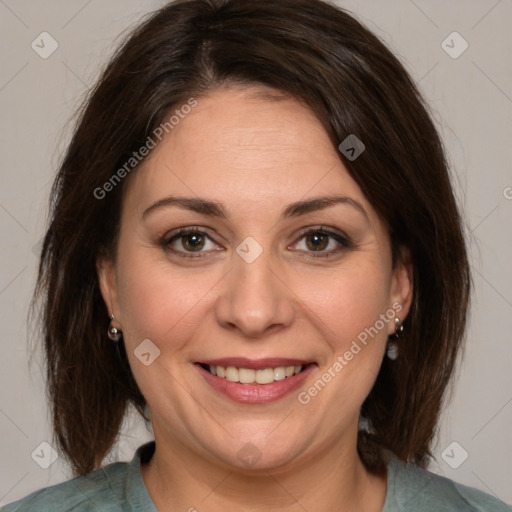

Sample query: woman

[3,0,510,510]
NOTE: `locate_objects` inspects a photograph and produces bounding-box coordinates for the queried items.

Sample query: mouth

[194,358,317,403]
[198,362,311,384]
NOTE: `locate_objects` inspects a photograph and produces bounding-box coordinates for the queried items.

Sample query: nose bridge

[215,236,294,337]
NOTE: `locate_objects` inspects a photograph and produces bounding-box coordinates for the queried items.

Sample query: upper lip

[197,358,314,370]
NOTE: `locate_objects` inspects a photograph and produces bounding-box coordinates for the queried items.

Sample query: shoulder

[385,456,512,512]
[1,441,156,512]
[1,460,131,512]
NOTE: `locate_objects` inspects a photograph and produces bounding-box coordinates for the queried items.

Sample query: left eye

[289,227,351,258]
[293,230,343,253]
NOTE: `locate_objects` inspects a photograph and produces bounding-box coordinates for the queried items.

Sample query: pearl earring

[108,314,122,342]
[386,317,404,360]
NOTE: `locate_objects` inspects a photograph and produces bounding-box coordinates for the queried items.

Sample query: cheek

[113,248,225,402]
[301,261,392,348]
[293,263,393,421]
[115,247,221,352]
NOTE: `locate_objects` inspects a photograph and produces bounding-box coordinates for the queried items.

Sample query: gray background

[1,0,511,507]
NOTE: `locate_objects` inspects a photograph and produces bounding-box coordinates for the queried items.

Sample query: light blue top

[2,441,510,511]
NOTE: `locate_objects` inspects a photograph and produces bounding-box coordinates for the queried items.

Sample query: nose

[214,245,295,339]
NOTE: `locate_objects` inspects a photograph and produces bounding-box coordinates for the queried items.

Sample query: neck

[140,422,387,511]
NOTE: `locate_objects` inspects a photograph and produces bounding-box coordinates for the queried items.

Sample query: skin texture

[97,85,413,511]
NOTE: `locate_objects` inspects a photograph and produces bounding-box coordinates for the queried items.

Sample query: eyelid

[162,225,216,242]
[293,224,350,244]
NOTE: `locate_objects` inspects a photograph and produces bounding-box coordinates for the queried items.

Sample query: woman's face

[98,85,412,471]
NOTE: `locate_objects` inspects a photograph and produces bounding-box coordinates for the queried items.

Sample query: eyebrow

[141,195,369,222]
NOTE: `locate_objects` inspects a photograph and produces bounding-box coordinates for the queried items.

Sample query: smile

[195,358,317,403]
[200,363,304,384]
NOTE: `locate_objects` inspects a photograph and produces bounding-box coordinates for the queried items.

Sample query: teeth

[205,364,304,384]
[239,368,255,383]
[274,367,286,381]
[256,368,274,384]
[225,366,239,382]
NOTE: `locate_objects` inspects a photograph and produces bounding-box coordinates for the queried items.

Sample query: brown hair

[33,0,471,476]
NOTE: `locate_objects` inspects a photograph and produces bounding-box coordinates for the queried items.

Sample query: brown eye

[163,228,219,257]
[305,232,329,251]
[180,232,205,252]
[292,227,351,258]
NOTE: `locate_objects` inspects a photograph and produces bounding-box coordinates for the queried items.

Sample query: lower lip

[195,363,316,404]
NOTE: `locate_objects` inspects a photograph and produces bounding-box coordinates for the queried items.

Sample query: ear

[388,246,413,335]
[96,254,122,323]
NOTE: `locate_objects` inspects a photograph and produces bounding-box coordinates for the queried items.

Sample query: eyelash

[161,225,352,259]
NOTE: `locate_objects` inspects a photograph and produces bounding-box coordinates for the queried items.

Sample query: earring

[386,317,403,360]
[108,314,122,342]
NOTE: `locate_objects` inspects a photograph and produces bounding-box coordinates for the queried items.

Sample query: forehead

[123,86,376,224]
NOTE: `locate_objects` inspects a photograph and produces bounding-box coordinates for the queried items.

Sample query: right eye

[162,227,222,258]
